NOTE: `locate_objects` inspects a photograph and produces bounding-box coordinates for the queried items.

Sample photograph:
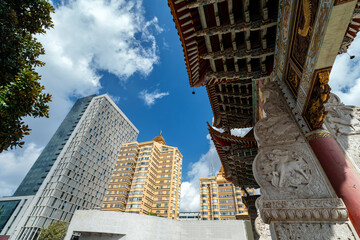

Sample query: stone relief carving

[254,82,333,199]
[273,222,357,240]
[261,198,348,223]
[325,93,360,170]
[254,145,332,200]
[253,83,354,238]
[254,82,303,147]
[262,149,310,188]
[255,215,271,240]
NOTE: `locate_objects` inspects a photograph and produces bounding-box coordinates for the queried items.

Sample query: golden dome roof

[153,135,166,145]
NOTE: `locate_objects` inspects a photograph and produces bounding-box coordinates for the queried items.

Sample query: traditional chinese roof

[168,0,278,87]
[207,123,259,188]
[207,122,256,146]
[339,1,360,53]
[207,80,254,128]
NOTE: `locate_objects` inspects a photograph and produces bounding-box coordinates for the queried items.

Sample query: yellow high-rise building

[199,168,254,220]
[102,135,183,220]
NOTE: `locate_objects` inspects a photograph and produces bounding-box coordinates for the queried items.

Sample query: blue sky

[1,0,360,211]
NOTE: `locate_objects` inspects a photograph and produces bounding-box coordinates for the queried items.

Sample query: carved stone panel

[253,146,332,200]
[253,82,355,239]
[261,198,348,223]
[325,93,360,171]
[254,82,303,147]
[272,222,357,240]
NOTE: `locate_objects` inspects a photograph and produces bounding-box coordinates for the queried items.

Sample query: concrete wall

[65,210,251,240]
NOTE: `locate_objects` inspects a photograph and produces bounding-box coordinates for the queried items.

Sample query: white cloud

[139,89,169,106]
[106,93,121,104]
[0,0,161,194]
[23,0,161,145]
[231,128,252,137]
[0,143,43,197]
[180,134,221,212]
[330,35,360,106]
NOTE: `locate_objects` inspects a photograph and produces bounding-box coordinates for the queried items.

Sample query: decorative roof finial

[160,130,162,136]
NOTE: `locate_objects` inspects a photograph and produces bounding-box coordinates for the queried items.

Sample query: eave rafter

[207,123,259,188]
[201,46,275,60]
[207,82,254,129]
[187,0,227,9]
[207,122,257,146]
[195,18,277,37]
[204,70,268,85]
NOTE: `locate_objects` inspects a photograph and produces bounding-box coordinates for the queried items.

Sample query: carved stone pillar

[243,195,260,240]
[253,82,358,239]
[316,93,360,235]
[324,94,360,172]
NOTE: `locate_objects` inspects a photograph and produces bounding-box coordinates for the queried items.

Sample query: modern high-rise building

[102,135,183,220]
[0,94,138,240]
[199,168,254,220]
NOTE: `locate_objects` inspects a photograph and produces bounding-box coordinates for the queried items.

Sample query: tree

[38,221,68,240]
[0,0,54,153]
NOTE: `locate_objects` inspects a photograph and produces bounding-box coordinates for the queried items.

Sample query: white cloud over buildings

[139,89,170,106]
[0,0,161,196]
[180,134,221,212]
[0,144,43,197]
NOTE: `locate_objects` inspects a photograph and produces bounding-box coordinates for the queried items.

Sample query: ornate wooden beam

[201,46,275,60]
[187,0,226,9]
[195,18,277,37]
[204,70,268,85]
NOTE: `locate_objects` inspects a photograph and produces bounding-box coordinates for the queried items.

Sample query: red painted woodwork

[309,136,360,236]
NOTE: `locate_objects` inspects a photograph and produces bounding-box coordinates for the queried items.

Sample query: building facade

[0,94,138,240]
[200,169,254,220]
[102,136,183,220]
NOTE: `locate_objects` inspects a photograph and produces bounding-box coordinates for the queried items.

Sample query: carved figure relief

[254,83,334,199]
[253,146,332,200]
[326,106,360,136]
[325,93,360,170]
[255,82,302,146]
[303,68,331,130]
[262,149,310,189]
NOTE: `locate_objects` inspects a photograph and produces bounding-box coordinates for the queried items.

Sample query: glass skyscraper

[0,94,138,240]
[13,95,96,197]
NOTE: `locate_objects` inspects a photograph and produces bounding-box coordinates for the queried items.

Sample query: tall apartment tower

[199,168,255,220]
[102,135,183,220]
[0,94,138,240]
